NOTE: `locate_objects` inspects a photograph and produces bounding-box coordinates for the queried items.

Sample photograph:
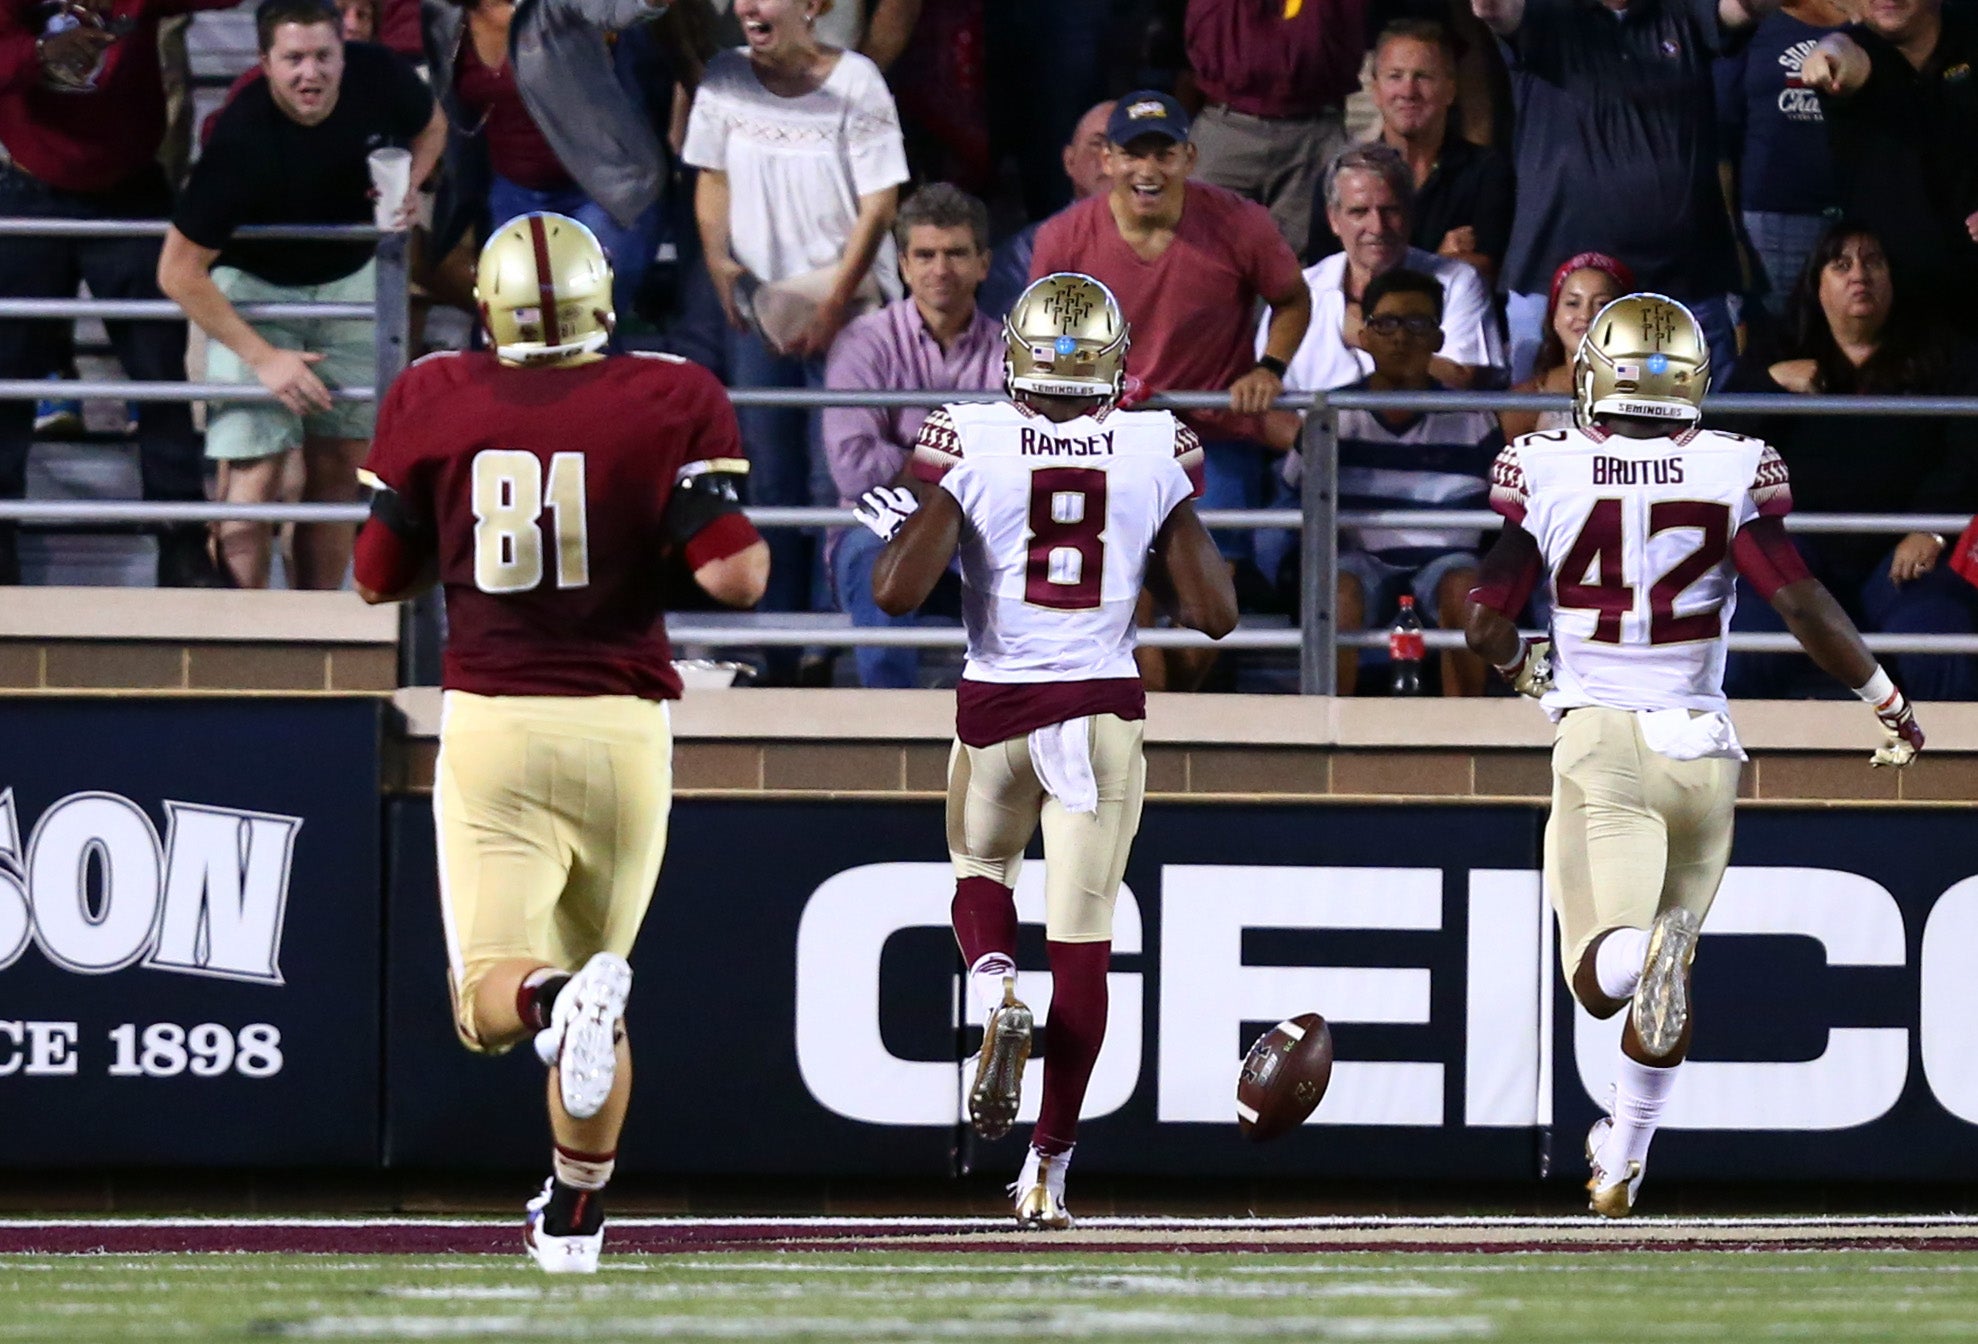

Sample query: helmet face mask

[476,212,615,367]
[1572,292,1710,429]
[1004,272,1130,402]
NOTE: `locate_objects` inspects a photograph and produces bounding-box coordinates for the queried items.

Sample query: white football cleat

[1585,1114,1644,1218]
[551,952,633,1120]
[523,1179,604,1274]
[1009,1145,1072,1231]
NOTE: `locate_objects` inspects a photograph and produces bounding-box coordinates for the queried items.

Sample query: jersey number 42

[1556,498,1730,645]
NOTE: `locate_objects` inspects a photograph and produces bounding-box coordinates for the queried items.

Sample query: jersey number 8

[1026,467,1107,610]
[471,449,591,594]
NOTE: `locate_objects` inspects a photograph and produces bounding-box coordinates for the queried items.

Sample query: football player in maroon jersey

[352,212,767,1272]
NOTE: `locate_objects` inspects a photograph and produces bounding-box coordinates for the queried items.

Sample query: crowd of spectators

[1,0,1974,694]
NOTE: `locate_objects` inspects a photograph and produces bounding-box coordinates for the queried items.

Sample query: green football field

[6,1241,1978,1342]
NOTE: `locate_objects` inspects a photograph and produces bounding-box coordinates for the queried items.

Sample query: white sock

[1595,927,1649,1001]
[969,953,1016,1023]
[1596,1054,1680,1182]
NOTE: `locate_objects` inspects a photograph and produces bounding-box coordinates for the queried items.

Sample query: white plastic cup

[367,147,413,230]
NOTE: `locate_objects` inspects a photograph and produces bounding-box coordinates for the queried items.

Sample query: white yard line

[0,1214,1970,1230]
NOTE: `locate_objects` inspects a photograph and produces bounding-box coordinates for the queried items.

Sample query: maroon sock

[516,969,571,1032]
[1032,939,1110,1155]
[951,876,1018,968]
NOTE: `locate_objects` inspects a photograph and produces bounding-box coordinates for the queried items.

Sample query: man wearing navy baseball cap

[1030,86,1310,689]
[1106,91,1192,148]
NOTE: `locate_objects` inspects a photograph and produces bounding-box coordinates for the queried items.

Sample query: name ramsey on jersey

[1491,424,1792,716]
[913,401,1203,684]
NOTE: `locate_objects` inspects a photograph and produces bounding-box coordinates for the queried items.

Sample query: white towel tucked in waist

[1028,716,1098,813]
[1637,708,1746,762]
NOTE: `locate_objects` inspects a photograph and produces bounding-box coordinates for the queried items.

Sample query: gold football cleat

[1585,1114,1642,1218]
[1587,1162,1642,1219]
[1012,1149,1072,1231]
[1631,907,1702,1059]
[969,978,1033,1141]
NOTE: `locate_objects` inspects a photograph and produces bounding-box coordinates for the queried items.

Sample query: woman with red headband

[1498,252,1633,441]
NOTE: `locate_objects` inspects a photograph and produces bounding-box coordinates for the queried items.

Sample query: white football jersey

[913,401,1201,683]
[1490,424,1792,715]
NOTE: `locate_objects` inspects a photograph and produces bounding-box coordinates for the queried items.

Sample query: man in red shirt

[1030,90,1308,686]
[0,0,236,587]
[353,211,767,1273]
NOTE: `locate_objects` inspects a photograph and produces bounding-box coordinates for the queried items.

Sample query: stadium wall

[1,593,1976,1184]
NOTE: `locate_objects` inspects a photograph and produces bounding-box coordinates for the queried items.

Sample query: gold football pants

[945,714,1146,943]
[1545,706,1739,1006]
[433,690,672,1051]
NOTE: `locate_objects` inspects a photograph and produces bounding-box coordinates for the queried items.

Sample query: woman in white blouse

[683,0,908,641]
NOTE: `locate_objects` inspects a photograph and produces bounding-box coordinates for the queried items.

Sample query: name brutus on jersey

[1593,455,1684,486]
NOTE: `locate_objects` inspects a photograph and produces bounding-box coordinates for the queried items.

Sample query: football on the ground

[1236,1013,1334,1141]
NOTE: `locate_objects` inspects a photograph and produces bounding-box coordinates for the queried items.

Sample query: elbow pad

[662,464,747,548]
[368,486,430,543]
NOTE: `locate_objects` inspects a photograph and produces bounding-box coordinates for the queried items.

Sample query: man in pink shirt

[1029,90,1309,685]
[825,183,1003,687]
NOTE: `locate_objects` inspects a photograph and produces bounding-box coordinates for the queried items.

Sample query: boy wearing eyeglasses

[1307,265,1503,694]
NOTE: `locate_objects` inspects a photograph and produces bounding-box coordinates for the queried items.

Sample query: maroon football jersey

[360,350,746,700]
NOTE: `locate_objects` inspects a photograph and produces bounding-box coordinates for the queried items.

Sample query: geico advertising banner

[384,798,1978,1181]
[0,698,383,1167]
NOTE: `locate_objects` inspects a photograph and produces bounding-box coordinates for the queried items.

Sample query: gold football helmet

[476,212,614,366]
[1573,292,1710,428]
[1004,272,1129,401]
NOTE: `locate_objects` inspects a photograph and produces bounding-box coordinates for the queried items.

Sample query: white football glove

[1870,691,1925,769]
[1495,638,1553,699]
[853,484,919,543]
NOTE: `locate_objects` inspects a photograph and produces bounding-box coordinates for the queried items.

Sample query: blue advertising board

[0,698,383,1166]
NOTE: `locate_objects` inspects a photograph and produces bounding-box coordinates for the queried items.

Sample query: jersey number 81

[470,449,591,594]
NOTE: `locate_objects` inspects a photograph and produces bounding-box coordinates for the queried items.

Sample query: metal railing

[2,214,1974,692]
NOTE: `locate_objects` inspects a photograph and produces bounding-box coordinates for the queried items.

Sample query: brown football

[1236,1013,1334,1141]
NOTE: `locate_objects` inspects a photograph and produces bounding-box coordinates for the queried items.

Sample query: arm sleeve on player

[1731,514,1811,599]
[1488,443,1529,524]
[910,405,963,484]
[1749,443,1793,517]
[1174,421,1206,498]
[1468,522,1544,617]
[353,515,428,595]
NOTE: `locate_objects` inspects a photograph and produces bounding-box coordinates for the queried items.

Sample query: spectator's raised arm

[1471,0,1524,39]
[1799,33,1870,97]
[1716,0,1783,32]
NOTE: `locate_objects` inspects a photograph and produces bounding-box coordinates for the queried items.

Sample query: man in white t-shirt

[1260,142,1503,422]
[1465,293,1925,1219]
[852,274,1236,1230]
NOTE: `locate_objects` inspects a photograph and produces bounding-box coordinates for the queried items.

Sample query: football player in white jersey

[854,273,1238,1229]
[1465,293,1927,1217]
